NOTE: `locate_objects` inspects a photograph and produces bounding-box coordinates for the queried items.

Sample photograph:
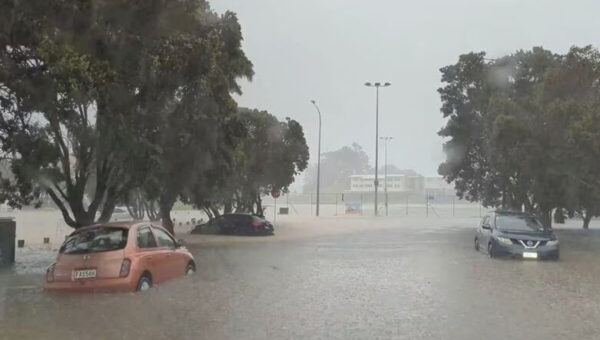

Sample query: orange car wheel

[186,262,196,276]
[137,273,152,292]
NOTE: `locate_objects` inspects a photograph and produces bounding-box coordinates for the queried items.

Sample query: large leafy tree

[188,108,309,218]
[228,108,309,216]
[0,0,142,227]
[550,46,600,228]
[439,46,600,228]
[0,0,253,231]
[134,8,254,234]
[437,52,493,205]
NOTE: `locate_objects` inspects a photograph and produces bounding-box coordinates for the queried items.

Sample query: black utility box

[0,217,15,266]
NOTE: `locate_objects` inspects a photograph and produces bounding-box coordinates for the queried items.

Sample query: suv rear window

[60,227,128,254]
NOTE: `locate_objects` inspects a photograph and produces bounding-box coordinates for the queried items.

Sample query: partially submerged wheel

[137,274,152,292]
[488,242,496,258]
[186,262,196,276]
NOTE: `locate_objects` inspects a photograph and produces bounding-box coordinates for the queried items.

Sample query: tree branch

[48,119,73,193]
[46,189,77,228]
[52,183,69,202]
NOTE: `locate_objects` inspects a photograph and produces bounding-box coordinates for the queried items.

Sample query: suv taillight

[46,263,56,282]
[120,258,131,277]
[252,220,262,228]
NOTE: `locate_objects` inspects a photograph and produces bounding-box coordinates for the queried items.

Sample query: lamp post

[380,136,393,216]
[311,100,322,217]
[364,82,391,216]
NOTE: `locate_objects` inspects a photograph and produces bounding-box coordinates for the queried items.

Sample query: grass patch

[172,201,194,211]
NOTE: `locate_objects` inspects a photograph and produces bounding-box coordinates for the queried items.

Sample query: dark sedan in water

[475,211,559,260]
[193,213,274,236]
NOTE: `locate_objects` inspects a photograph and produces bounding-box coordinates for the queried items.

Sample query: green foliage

[228,108,309,216]
[185,108,309,218]
[106,1,254,232]
[0,0,253,230]
[439,45,600,227]
[0,0,134,227]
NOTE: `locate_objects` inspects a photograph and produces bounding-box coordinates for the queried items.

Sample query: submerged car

[475,211,559,260]
[193,213,274,236]
[44,222,195,292]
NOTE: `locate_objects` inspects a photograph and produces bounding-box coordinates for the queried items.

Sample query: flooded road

[2,218,600,339]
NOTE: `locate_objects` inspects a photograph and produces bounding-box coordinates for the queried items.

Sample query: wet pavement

[2,218,600,339]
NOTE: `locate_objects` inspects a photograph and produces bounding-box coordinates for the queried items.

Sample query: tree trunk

[160,206,174,234]
[126,190,145,220]
[583,211,592,229]
[145,200,160,221]
[224,199,233,214]
[159,196,176,235]
[255,193,263,216]
[46,189,78,227]
[236,191,252,213]
[524,199,535,215]
[539,209,552,229]
[98,198,117,223]
[553,208,566,224]
[210,206,221,218]
[203,207,214,220]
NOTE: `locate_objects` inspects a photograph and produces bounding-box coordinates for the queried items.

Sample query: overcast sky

[211,0,599,183]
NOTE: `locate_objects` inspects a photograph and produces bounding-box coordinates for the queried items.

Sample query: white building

[349,174,455,196]
[349,174,424,194]
[424,177,455,196]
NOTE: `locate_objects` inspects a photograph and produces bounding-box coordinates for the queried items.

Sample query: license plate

[523,252,538,259]
[72,269,96,280]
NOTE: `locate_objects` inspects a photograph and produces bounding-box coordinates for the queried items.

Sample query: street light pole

[365,82,391,216]
[380,136,392,216]
[311,100,322,217]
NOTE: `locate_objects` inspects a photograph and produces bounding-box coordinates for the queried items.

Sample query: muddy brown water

[2,217,600,339]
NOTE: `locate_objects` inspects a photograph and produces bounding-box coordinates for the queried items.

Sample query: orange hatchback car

[44,221,195,292]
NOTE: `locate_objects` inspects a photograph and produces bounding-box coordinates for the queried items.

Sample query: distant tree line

[302,143,370,193]
[439,46,600,228]
[0,0,308,233]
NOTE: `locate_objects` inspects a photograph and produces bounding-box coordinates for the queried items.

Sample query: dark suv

[475,211,559,260]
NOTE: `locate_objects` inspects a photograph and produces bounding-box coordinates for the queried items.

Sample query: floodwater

[2,216,600,339]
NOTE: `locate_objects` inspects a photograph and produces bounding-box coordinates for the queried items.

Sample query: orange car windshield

[60,227,128,254]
